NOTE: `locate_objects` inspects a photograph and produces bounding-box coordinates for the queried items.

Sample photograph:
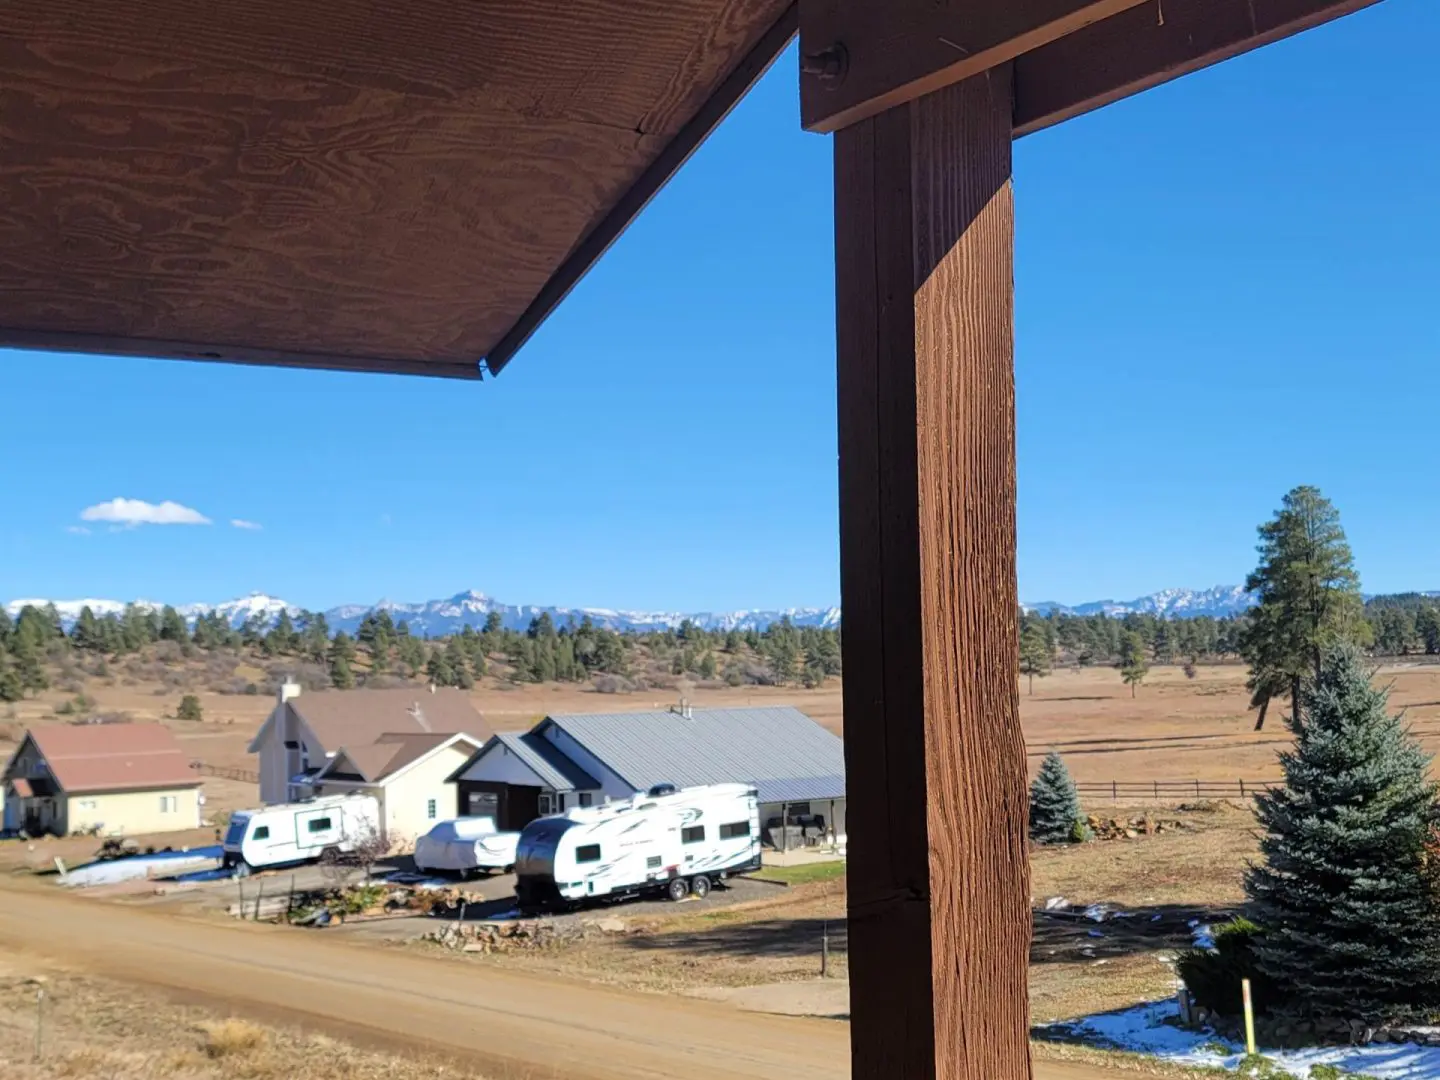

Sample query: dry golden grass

[0,971,497,1079]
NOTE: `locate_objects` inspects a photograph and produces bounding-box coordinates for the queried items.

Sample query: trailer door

[295,807,342,852]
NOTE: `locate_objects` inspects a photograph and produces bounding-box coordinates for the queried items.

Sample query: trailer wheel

[691,875,712,900]
[666,876,690,902]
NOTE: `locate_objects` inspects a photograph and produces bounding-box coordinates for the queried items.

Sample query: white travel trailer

[514,782,761,911]
[413,816,520,877]
[222,793,381,876]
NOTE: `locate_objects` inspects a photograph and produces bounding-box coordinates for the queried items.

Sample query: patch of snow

[1040,1000,1440,1079]
[60,845,223,888]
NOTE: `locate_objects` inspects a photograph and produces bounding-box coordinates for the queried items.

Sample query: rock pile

[1085,814,1187,840]
[426,919,568,953]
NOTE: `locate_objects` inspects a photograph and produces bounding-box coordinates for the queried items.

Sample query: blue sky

[2,0,1436,613]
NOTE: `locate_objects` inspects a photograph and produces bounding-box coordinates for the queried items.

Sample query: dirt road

[0,883,1124,1080]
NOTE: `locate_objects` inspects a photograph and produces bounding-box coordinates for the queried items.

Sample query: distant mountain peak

[4,589,841,636]
[1022,585,1256,619]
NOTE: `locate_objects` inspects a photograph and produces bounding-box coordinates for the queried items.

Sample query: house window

[555,794,565,812]
[159,795,177,813]
[578,793,593,807]
[720,821,751,840]
[307,816,333,833]
[538,794,553,815]
[252,825,270,841]
[682,825,705,844]
[427,799,437,820]
[575,844,601,864]
[78,799,97,811]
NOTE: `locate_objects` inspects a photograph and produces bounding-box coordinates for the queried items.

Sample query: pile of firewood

[1085,813,1188,840]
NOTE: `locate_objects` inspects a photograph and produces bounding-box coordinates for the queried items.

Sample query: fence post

[33,987,43,1062]
[1153,780,1158,800]
[822,919,830,978]
[1239,779,1245,799]
[253,880,264,921]
[237,878,245,920]
[1112,780,1117,804]
[1195,779,1201,799]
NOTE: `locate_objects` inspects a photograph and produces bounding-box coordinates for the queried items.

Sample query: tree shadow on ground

[617,902,1243,967]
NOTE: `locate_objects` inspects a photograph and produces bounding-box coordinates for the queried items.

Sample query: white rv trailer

[413,816,520,877]
[222,793,380,876]
[514,782,761,911]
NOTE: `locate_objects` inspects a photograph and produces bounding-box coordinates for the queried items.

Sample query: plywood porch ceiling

[0,0,794,377]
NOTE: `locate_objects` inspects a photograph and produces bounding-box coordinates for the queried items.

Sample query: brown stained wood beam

[1013,0,1382,136]
[835,69,1031,1080]
[0,329,479,380]
[485,3,798,376]
[800,0,1147,133]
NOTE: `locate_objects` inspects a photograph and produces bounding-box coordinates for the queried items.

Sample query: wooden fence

[191,762,260,785]
[1073,779,1274,802]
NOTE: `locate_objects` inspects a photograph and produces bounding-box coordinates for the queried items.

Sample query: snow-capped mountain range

[1023,585,1258,620]
[2,590,843,636]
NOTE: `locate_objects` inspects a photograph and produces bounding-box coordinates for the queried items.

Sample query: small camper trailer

[514,782,761,911]
[222,793,381,875]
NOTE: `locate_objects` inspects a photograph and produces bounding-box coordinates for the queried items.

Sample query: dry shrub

[199,1018,267,1058]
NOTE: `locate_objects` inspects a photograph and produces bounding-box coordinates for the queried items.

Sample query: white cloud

[80,498,211,527]
[230,519,263,531]
[65,525,91,536]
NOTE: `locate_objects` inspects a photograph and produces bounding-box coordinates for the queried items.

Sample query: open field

[12,658,1440,818]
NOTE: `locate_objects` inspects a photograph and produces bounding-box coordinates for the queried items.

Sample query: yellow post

[1242,977,1257,1055]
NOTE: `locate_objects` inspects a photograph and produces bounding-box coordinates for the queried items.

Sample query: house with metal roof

[447,704,846,846]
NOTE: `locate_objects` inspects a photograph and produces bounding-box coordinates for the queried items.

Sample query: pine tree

[0,657,23,703]
[1242,486,1367,731]
[1119,631,1149,696]
[1019,621,1051,695]
[1247,646,1440,1019]
[1029,751,1085,845]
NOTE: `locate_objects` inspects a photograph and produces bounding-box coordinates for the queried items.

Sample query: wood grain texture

[835,69,1030,1080]
[1013,0,1381,136]
[800,0,1146,133]
[0,0,788,372]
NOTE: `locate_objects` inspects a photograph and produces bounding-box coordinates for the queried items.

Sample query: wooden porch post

[835,69,1030,1080]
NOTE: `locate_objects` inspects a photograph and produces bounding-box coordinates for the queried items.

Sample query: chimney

[409,701,431,732]
[279,678,302,705]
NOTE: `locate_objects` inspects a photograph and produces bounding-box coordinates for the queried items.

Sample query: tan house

[2,723,202,837]
[248,682,490,846]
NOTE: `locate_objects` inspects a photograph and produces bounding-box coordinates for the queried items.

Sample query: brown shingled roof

[322,732,476,784]
[287,688,490,751]
[21,723,200,795]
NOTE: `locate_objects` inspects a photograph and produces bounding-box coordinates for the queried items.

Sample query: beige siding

[66,787,201,837]
[380,743,475,851]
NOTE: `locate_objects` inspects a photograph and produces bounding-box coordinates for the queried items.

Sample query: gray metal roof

[492,731,599,793]
[541,707,845,805]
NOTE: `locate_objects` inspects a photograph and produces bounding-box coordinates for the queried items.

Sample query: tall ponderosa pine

[1247,646,1440,1019]
[1242,486,1366,731]
[1019,620,1051,695]
[1029,751,1084,844]
[1119,631,1149,697]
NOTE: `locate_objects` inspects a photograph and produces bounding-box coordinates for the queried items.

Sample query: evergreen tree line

[0,601,842,701]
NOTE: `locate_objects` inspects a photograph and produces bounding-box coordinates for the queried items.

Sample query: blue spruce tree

[1029,751,1085,845]
[1247,645,1440,1019]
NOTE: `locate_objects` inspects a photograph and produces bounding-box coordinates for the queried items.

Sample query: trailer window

[252,825,270,841]
[720,821,751,839]
[575,844,601,864]
[681,825,705,844]
[307,816,333,833]
[647,855,662,869]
